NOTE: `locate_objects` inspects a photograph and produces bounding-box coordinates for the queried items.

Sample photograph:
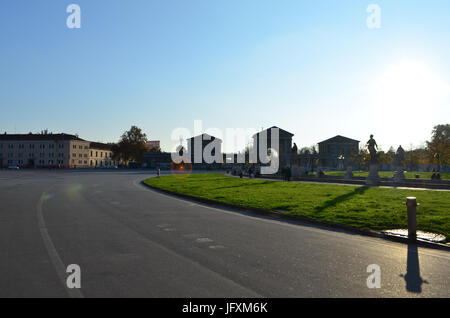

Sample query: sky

[1,0,449,153]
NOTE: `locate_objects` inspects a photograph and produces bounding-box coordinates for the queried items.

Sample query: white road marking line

[196,238,214,243]
[209,245,226,250]
[37,194,84,298]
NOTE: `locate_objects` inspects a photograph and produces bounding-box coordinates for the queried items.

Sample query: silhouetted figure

[248,166,254,178]
[366,134,378,164]
[282,167,291,181]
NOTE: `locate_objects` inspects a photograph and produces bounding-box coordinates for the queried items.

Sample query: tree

[299,146,316,155]
[404,149,421,171]
[426,124,450,169]
[377,151,393,166]
[113,126,148,163]
[350,148,370,170]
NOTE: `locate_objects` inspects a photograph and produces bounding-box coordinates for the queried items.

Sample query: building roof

[187,133,222,142]
[89,142,114,150]
[318,135,360,144]
[0,133,86,142]
[252,126,294,138]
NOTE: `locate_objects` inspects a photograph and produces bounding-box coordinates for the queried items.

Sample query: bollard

[405,197,419,241]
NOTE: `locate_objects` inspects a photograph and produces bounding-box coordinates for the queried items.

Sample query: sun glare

[372,60,449,118]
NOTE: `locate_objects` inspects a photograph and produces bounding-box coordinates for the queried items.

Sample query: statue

[292,143,298,154]
[366,135,378,164]
[365,134,380,185]
[394,145,405,169]
[291,143,299,166]
[393,145,406,183]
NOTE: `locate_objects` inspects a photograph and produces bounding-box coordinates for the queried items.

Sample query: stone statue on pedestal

[394,145,405,169]
[393,145,406,182]
[289,143,299,178]
[366,134,380,185]
[344,166,353,180]
[366,135,378,164]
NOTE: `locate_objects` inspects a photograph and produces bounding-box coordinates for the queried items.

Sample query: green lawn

[325,170,450,180]
[144,173,450,240]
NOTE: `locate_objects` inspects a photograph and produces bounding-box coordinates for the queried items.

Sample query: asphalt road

[0,170,449,297]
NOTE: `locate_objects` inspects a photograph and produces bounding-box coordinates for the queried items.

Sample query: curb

[140,181,450,252]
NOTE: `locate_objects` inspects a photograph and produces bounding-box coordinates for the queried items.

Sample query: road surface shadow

[400,243,429,293]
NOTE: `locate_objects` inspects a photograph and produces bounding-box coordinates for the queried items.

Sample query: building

[187,134,222,167]
[142,151,172,169]
[145,140,161,151]
[89,142,116,168]
[317,135,359,169]
[252,126,294,171]
[0,133,117,168]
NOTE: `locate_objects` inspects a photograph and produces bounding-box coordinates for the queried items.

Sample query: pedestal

[366,164,380,185]
[344,166,353,180]
[393,169,405,183]
[316,167,325,178]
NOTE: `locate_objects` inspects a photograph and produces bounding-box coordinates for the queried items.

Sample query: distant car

[8,165,19,170]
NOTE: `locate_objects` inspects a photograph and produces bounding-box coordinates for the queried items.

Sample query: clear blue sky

[1,0,449,152]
